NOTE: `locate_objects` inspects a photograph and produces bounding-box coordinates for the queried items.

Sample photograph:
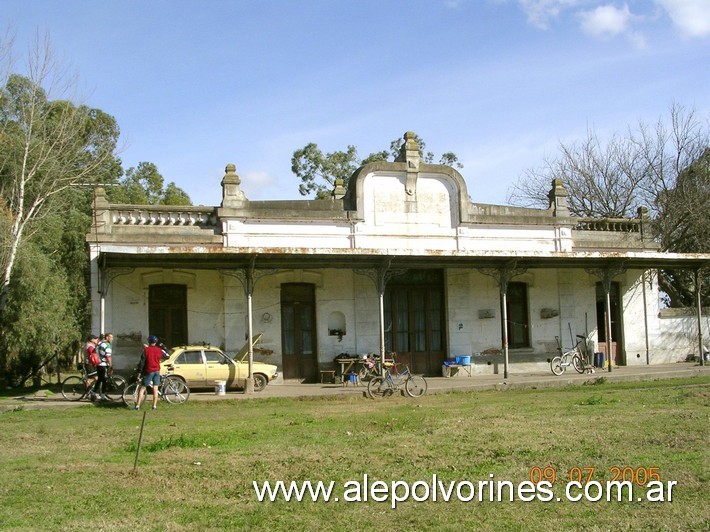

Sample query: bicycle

[357,354,395,382]
[61,364,127,402]
[122,371,190,408]
[550,335,591,375]
[367,354,428,398]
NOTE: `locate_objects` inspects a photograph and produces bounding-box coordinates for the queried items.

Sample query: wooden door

[149,284,187,348]
[281,284,318,381]
[384,270,445,375]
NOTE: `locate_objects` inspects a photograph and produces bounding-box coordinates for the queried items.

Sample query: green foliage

[108,161,192,205]
[0,69,121,315]
[0,378,707,529]
[292,134,463,199]
[0,39,190,383]
[0,241,80,384]
[162,182,192,206]
[292,143,360,199]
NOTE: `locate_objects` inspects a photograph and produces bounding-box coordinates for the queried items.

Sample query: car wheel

[253,373,268,392]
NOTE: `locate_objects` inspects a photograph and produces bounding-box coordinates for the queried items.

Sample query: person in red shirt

[84,335,100,400]
[135,335,166,410]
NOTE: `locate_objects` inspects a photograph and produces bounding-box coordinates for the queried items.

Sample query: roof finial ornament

[221,163,246,207]
[395,131,420,197]
[548,178,569,217]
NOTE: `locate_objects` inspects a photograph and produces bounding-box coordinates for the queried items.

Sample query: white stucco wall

[657,309,710,362]
[105,269,226,371]
[101,262,706,377]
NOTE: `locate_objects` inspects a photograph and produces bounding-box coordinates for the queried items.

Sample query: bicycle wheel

[162,377,190,404]
[122,382,141,408]
[550,356,565,375]
[405,375,428,397]
[61,376,86,401]
[572,354,585,374]
[104,375,127,401]
[367,376,393,399]
[357,366,371,382]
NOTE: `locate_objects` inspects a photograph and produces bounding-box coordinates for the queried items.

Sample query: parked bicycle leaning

[550,335,590,375]
[367,353,428,398]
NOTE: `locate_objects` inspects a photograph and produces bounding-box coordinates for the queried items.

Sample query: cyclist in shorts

[84,334,100,400]
[135,335,164,410]
[95,333,113,401]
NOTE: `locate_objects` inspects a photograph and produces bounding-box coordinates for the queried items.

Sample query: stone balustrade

[110,206,219,227]
[574,218,641,233]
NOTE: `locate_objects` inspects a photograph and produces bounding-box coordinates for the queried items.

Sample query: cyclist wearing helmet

[135,335,165,410]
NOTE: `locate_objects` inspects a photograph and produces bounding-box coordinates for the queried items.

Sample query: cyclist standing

[135,335,164,410]
[95,333,113,401]
[84,334,100,400]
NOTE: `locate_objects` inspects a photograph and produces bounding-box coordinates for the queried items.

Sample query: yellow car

[161,334,278,392]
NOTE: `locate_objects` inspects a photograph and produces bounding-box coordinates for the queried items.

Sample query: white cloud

[656,0,710,37]
[516,0,580,29]
[241,171,281,200]
[579,4,633,37]
[513,1,709,45]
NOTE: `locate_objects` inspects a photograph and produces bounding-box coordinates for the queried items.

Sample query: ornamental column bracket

[98,266,134,296]
[353,257,407,294]
[219,256,278,297]
[477,260,528,292]
[585,264,627,292]
[394,131,421,198]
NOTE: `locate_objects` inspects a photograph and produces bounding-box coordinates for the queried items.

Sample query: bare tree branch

[0,32,119,313]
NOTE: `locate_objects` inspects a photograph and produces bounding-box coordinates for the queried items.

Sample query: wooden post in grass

[133,411,148,472]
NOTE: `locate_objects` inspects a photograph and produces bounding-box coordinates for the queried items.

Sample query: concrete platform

[4,362,707,410]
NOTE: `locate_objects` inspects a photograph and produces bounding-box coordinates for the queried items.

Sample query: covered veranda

[95,247,710,390]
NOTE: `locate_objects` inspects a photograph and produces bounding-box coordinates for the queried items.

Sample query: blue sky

[4,0,709,206]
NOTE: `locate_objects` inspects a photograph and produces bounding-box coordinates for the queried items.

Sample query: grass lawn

[1,377,708,531]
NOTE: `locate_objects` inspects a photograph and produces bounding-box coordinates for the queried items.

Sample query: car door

[169,350,206,388]
[204,349,238,388]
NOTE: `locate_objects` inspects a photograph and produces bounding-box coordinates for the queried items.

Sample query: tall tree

[0,219,81,385]
[654,148,710,306]
[507,104,709,306]
[507,104,708,217]
[108,161,191,205]
[0,33,120,315]
[292,134,462,199]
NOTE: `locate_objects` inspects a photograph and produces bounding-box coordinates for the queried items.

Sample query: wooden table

[336,357,360,384]
[442,363,472,377]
